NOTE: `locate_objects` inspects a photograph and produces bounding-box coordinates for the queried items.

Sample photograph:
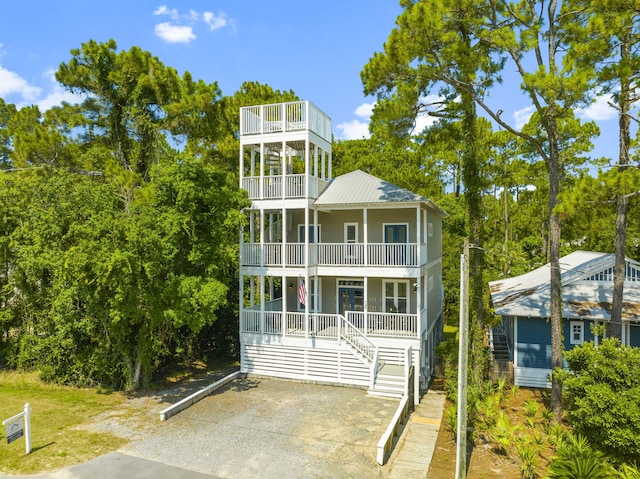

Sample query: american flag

[299,281,306,305]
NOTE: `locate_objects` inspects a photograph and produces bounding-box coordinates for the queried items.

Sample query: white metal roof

[489,250,640,321]
[314,170,446,216]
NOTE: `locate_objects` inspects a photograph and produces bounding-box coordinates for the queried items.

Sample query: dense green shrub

[555,339,640,464]
[546,433,616,479]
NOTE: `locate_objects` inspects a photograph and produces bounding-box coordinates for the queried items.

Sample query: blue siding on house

[516,317,551,368]
[516,317,596,369]
[630,324,640,347]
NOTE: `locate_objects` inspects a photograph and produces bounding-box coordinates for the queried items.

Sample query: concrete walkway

[385,388,446,479]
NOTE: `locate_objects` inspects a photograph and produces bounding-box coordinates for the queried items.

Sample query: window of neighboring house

[298,224,321,243]
[428,222,434,237]
[384,280,409,313]
[570,321,584,345]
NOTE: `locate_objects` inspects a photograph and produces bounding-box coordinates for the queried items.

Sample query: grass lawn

[443,324,459,341]
[0,371,128,475]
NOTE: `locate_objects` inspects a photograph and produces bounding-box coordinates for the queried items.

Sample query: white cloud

[36,70,84,111]
[411,112,437,134]
[154,5,179,20]
[203,11,227,30]
[354,102,375,118]
[513,105,536,129]
[155,22,196,44]
[336,120,371,140]
[336,102,375,139]
[577,94,618,121]
[153,7,232,43]
[0,65,41,102]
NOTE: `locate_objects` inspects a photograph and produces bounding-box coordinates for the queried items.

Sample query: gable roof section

[489,250,640,321]
[314,170,446,216]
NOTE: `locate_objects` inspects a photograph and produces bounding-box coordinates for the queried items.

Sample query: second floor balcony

[242,174,330,201]
[240,242,425,268]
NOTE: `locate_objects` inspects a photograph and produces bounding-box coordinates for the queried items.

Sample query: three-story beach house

[238,101,446,403]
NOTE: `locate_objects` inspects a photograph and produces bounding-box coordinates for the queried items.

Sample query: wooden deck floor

[386,388,446,479]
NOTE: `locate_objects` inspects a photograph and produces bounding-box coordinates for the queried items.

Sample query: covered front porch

[240,308,419,339]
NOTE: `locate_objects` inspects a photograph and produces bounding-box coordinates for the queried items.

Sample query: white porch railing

[347,311,418,338]
[240,101,332,143]
[241,242,421,268]
[241,175,328,200]
[240,310,418,339]
[339,317,377,364]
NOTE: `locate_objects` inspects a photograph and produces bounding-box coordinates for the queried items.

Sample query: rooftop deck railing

[240,101,332,143]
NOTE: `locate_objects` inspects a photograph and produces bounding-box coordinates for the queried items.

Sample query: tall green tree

[363,0,598,417]
[563,0,640,339]
[362,1,499,392]
[55,39,224,181]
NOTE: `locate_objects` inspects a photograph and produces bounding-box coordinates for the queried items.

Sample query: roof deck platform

[240,100,332,144]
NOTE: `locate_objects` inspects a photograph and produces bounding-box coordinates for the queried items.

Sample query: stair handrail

[339,316,376,365]
[404,345,412,396]
[488,327,495,362]
[370,346,380,390]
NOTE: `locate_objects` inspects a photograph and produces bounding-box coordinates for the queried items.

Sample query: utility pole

[455,239,470,479]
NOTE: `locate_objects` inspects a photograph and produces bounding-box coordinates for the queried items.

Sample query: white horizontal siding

[514,367,551,388]
[241,343,370,387]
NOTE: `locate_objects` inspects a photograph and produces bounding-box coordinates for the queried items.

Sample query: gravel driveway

[87,375,399,479]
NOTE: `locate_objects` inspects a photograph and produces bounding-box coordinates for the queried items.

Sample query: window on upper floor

[344,223,358,243]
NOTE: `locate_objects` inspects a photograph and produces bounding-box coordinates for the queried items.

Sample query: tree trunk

[546,124,563,420]
[132,356,143,390]
[608,34,631,341]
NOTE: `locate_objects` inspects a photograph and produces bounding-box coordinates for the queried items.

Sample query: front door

[339,287,364,315]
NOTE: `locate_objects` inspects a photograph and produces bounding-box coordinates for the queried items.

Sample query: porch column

[282,274,287,336]
[239,272,244,334]
[416,205,423,335]
[314,144,319,178]
[260,209,265,267]
[281,140,286,200]
[364,276,369,335]
[249,276,255,325]
[282,207,286,268]
[363,208,368,267]
[260,275,265,334]
[259,142,265,200]
[304,176,309,338]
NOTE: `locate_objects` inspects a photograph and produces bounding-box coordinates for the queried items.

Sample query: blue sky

[0,0,625,158]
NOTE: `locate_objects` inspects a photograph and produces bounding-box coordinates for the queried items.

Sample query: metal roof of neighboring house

[489,250,640,321]
[314,170,446,216]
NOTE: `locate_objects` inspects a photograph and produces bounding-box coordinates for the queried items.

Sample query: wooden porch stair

[491,332,510,361]
[337,318,407,398]
[369,363,405,398]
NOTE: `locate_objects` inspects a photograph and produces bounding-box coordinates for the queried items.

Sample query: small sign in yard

[5,417,24,444]
[2,403,31,454]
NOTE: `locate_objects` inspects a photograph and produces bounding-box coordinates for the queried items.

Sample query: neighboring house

[488,250,640,388]
[238,101,446,403]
